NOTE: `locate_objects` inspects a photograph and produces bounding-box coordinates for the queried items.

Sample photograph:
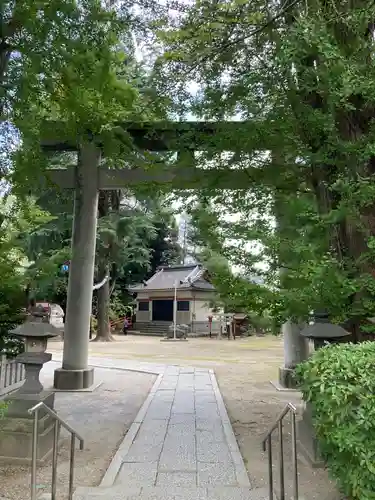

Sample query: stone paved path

[74,364,269,500]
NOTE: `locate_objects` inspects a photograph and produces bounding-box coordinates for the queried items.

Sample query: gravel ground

[0,362,156,500]
[49,335,342,500]
[215,363,341,500]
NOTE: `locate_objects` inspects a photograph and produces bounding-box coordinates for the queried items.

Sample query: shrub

[0,401,8,419]
[0,284,25,358]
[296,342,375,500]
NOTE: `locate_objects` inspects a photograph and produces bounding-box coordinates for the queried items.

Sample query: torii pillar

[54,142,100,390]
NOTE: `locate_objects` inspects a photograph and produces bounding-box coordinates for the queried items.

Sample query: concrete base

[297,404,325,468]
[269,380,299,392]
[5,390,55,418]
[54,367,94,390]
[51,381,103,393]
[160,338,188,342]
[278,366,298,389]
[0,392,59,465]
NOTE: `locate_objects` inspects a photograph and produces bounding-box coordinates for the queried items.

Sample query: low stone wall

[191,321,222,335]
[0,355,25,397]
[132,321,223,337]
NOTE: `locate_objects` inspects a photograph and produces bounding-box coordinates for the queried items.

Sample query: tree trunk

[92,261,113,341]
[1,14,22,117]
[92,190,114,342]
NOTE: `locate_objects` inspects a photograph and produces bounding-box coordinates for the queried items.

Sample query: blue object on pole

[61,264,69,272]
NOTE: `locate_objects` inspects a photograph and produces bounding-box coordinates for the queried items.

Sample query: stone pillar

[54,142,100,390]
[298,401,325,468]
[279,320,309,388]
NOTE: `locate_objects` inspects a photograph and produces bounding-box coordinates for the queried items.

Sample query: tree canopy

[2,0,375,340]
[153,0,375,337]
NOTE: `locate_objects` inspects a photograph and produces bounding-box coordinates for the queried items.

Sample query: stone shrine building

[131,264,220,336]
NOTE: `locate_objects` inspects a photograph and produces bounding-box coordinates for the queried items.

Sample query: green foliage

[97,206,157,278]
[0,197,41,357]
[296,342,375,499]
[0,280,25,357]
[18,186,181,314]
[90,315,97,333]
[0,401,9,419]
[2,0,166,194]
[109,293,131,322]
[154,1,375,332]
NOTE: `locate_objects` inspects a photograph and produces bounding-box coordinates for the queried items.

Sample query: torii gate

[39,120,297,390]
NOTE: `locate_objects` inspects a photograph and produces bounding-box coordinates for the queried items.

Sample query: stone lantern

[297,310,351,468]
[300,310,351,349]
[0,305,60,464]
[10,304,60,400]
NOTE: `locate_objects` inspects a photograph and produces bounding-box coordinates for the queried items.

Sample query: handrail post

[51,421,59,500]
[291,411,299,500]
[68,434,76,500]
[267,434,273,500]
[262,403,299,500]
[28,402,84,500]
[278,420,285,500]
[31,408,39,500]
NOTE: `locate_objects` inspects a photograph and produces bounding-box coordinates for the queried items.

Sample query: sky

[161,80,272,275]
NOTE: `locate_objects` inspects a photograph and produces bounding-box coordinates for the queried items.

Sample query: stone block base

[297,405,325,468]
[161,338,188,342]
[54,367,94,390]
[0,412,59,465]
[5,390,55,418]
[278,366,298,389]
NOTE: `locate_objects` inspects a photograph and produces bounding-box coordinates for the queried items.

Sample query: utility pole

[173,280,177,340]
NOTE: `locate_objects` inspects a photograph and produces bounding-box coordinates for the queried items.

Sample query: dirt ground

[0,365,155,500]
[48,334,342,500]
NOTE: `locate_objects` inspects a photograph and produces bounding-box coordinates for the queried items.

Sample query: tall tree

[0,196,51,356]
[2,0,165,193]
[94,192,156,341]
[155,0,375,334]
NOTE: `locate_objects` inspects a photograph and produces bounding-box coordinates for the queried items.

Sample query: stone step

[74,486,270,500]
[130,329,210,337]
[129,330,166,337]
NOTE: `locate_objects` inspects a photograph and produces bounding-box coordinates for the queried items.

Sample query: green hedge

[0,284,25,358]
[0,401,8,419]
[296,342,375,500]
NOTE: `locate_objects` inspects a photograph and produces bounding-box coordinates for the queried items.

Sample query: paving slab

[115,462,158,486]
[111,367,249,487]
[74,487,269,500]
[156,471,197,487]
[197,462,238,487]
[74,486,142,500]
[124,441,164,463]
[207,487,269,500]
[140,486,208,500]
[169,413,196,425]
[73,365,258,500]
[197,440,233,463]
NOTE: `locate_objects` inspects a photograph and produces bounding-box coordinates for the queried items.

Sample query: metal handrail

[28,402,84,500]
[261,402,298,500]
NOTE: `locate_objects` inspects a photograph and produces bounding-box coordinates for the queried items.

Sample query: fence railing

[262,402,299,500]
[0,355,25,397]
[29,402,84,500]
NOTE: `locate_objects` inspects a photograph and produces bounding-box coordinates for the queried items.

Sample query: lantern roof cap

[300,311,350,339]
[10,305,59,338]
[10,322,60,338]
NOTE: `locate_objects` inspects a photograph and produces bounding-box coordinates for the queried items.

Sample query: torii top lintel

[40,120,267,152]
